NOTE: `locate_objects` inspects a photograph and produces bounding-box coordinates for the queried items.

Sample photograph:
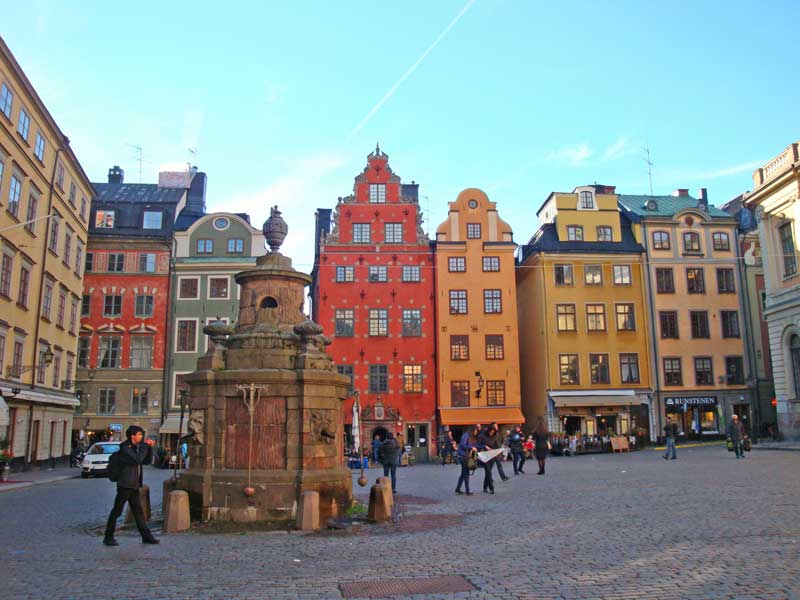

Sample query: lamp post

[475,371,485,398]
[174,387,188,480]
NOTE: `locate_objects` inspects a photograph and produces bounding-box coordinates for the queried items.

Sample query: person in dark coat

[371,434,383,465]
[533,420,549,475]
[727,414,746,459]
[477,426,498,493]
[489,422,510,482]
[103,426,159,546]
[663,416,678,460]
[508,425,526,474]
[379,432,401,493]
[440,430,458,466]
[455,426,479,495]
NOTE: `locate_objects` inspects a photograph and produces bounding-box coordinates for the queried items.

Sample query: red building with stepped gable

[312,146,436,461]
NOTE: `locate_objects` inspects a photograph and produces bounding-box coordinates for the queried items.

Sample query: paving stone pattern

[1,447,799,600]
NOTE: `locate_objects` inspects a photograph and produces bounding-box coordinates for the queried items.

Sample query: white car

[80,442,121,478]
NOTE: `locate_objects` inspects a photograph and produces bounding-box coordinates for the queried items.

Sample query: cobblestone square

[2,446,799,600]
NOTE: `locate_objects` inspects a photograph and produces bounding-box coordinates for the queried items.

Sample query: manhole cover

[340,575,475,598]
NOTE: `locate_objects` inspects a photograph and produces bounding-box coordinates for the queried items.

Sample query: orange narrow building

[434,189,523,439]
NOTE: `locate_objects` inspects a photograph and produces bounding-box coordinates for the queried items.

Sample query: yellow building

[0,36,93,468]
[517,185,654,440]
[434,189,523,434]
[619,189,750,440]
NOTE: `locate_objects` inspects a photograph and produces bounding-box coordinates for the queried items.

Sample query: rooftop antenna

[188,146,197,169]
[127,143,144,183]
[642,146,654,195]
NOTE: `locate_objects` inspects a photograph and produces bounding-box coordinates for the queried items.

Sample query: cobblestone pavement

[2,447,799,600]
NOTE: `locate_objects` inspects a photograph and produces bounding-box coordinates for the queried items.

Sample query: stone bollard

[297,490,320,531]
[367,482,392,522]
[125,485,151,523]
[163,490,190,533]
[377,477,394,512]
[162,478,178,518]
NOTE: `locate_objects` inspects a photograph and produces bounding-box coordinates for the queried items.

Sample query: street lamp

[475,371,485,398]
[5,346,54,378]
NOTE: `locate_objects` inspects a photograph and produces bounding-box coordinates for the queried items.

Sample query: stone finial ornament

[263,205,288,252]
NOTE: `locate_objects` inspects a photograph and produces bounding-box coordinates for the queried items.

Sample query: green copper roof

[618,194,731,219]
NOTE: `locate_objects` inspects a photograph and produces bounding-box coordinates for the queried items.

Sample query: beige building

[744,141,800,439]
[0,36,93,468]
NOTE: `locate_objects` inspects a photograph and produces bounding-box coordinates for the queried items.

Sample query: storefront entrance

[405,423,429,462]
[595,415,618,436]
[564,416,582,435]
[664,396,719,439]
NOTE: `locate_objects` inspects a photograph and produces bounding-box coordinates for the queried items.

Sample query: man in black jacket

[488,422,510,482]
[103,426,159,546]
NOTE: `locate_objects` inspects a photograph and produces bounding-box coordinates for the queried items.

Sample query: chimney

[594,184,616,195]
[698,188,708,203]
[108,165,124,184]
[672,188,689,197]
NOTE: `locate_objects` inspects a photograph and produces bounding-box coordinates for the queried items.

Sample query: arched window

[652,231,670,250]
[791,335,800,399]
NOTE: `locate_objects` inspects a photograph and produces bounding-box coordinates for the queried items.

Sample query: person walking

[488,422,510,482]
[663,416,678,460]
[455,426,479,495]
[728,414,746,459]
[533,420,549,475]
[477,425,498,493]
[441,430,458,466]
[371,434,382,466]
[379,432,401,493]
[509,425,526,474]
[103,426,159,546]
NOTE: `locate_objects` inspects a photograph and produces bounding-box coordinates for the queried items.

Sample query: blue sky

[4,1,799,269]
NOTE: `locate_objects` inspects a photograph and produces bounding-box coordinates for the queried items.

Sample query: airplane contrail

[345,0,477,143]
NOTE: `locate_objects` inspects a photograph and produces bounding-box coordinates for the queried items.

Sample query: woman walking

[533,420,549,475]
[379,432,401,493]
[455,425,479,495]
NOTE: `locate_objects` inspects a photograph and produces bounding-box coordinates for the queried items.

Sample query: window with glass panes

[384,223,402,243]
[95,210,115,228]
[466,223,482,239]
[78,338,90,368]
[335,309,354,336]
[103,294,122,317]
[663,358,682,385]
[656,268,674,293]
[653,231,670,249]
[451,381,470,407]
[485,335,504,359]
[483,289,502,313]
[336,266,354,282]
[36,350,47,383]
[613,265,632,285]
[486,381,506,405]
[352,223,371,243]
[25,194,37,233]
[482,256,500,272]
[138,253,156,273]
[586,304,606,331]
[620,354,640,383]
[780,223,797,276]
[448,257,466,272]
[721,311,740,338]
[56,292,66,327]
[450,335,469,360]
[368,265,387,282]
[81,293,90,317]
[725,356,744,384]
[579,191,594,209]
[556,304,577,331]
[135,294,154,317]
[559,354,579,384]
[686,268,705,293]
[690,311,710,338]
[179,278,199,299]
[227,239,244,253]
[51,354,60,388]
[108,253,124,272]
[403,365,423,393]
[449,290,467,314]
[597,226,612,241]
[131,388,148,414]
[197,239,213,253]
[34,132,45,161]
[369,184,386,203]
[0,254,11,297]
[99,337,121,368]
[616,303,635,331]
[584,265,602,285]
[712,232,730,251]
[176,320,197,352]
[75,243,83,276]
[143,211,162,229]
[336,365,354,394]
[683,232,701,252]
[42,282,53,319]
[209,277,229,298]
[660,311,679,339]
[12,341,23,376]
[695,357,713,385]
[17,266,29,307]
[402,309,421,336]
[17,107,29,139]
[717,268,735,293]
[590,354,610,384]
[130,337,153,369]
[98,388,116,414]
[8,175,21,217]
[554,264,573,285]
[368,309,388,336]
[369,364,388,392]
[69,299,78,333]
[567,225,583,241]
[402,265,420,282]
[85,252,94,272]
[0,84,12,118]
[63,228,72,266]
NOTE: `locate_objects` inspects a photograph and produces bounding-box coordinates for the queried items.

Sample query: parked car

[80,442,120,478]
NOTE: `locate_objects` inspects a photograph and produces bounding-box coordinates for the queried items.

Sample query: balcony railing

[755,143,799,188]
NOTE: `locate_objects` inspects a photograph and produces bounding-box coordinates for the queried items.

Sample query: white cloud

[549,144,593,166]
[602,137,630,161]
[678,160,764,182]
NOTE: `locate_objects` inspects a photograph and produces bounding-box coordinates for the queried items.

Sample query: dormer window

[596,226,612,242]
[95,210,115,228]
[143,211,162,229]
[369,184,386,203]
[567,225,584,241]
[579,191,594,209]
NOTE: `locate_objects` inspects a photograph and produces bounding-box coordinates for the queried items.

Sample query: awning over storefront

[0,397,8,428]
[159,416,189,435]
[439,407,525,425]
[550,391,643,408]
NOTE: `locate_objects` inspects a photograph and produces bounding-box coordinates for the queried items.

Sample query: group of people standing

[453,421,550,496]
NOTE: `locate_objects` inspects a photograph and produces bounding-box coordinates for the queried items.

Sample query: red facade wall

[81,248,171,370]
[315,149,436,447]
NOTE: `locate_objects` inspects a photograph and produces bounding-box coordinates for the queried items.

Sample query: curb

[0,473,79,494]
[652,442,726,451]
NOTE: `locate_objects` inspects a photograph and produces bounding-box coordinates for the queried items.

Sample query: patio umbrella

[352,399,360,453]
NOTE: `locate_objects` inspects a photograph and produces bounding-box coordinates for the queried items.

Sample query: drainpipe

[162,249,178,441]
[26,144,66,469]
[737,233,761,442]
[641,222,663,443]
[430,241,441,447]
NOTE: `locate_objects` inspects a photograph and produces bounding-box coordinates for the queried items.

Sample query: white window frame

[142,211,163,229]
[175,318,199,353]
[369,183,386,203]
[17,107,30,140]
[34,132,45,161]
[207,275,230,300]
[171,371,191,408]
[178,276,200,300]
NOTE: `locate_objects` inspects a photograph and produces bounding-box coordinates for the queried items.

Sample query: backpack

[107,450,122,482]
[379,439,397,462]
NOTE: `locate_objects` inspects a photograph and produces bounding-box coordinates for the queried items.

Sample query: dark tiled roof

[93,183,186,204]
[173,211,204,231]
[618,194,731,218]
[519,218,644,264]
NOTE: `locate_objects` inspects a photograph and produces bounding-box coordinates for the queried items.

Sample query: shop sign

[109,423,123,432]
[664,396,716,407]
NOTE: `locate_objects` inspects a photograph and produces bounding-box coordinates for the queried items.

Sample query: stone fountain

[178,206,353,523]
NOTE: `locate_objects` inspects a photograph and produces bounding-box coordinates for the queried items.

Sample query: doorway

[405,423,429,462]
[564,416,582,435]
[596,415,617,436]
[733,404,751,435]
[30,420,40,463]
